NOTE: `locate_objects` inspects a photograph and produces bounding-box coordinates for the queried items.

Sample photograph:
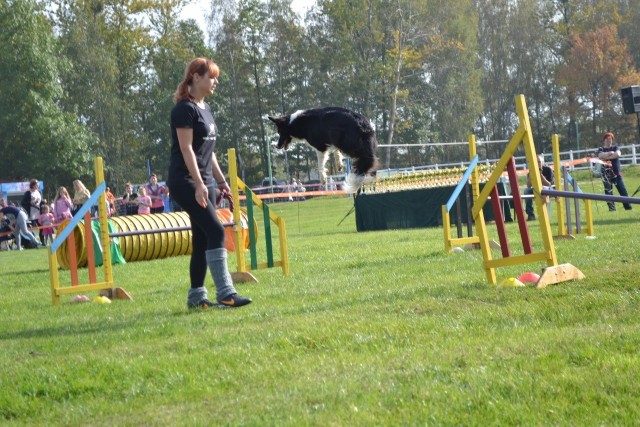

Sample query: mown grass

[1,167,639,425]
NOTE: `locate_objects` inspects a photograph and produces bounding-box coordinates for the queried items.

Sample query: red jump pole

[67,230,79,286]
[506,157,533,254]
[490,185,511,257]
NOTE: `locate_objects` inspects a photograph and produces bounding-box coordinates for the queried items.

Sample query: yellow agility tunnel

[56,210,252,269]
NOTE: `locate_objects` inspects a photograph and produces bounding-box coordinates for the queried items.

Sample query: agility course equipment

[443,131,598,254]
[48,152,289,305]
[442,135,509,253]
[450,98,637,288]
[354,160,499,232]
[442,153,481,252]
[228,148,289,280]
[54,210,253,269]
[550,134,594,238]
[48,158,127,305]
[470,95,585,288]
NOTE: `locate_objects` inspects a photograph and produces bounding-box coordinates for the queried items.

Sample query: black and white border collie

[268,107,379,193]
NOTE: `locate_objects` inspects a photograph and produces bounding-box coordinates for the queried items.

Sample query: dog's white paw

[343,174,365,193]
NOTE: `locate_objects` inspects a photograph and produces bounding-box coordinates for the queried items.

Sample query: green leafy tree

[53,0,158,189]
[144,1,213,182]
[420,0,483,162]
[557,24,640,144]
[0,0,94,193]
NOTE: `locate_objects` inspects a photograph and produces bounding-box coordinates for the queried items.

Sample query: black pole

[455,197,463,238]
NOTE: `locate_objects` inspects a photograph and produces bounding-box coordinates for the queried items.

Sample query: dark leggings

[168,182,225,288]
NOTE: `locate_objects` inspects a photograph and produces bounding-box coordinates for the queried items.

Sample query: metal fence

[371,144,640,179]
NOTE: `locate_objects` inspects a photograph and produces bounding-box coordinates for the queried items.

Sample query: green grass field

[1,168,639,425]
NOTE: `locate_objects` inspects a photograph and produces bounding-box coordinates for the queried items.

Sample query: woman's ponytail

[173,79,193,103]
[173,58,220,104]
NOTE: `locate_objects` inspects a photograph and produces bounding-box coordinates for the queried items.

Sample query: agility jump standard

[228,148,289,281]
[48,157,123,305]
[470,95,585,288]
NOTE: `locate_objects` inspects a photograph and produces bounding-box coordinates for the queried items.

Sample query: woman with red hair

[597,131,631,211]
[167,58,252,309]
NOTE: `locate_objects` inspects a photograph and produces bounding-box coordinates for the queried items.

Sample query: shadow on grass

[0,317,137,341]
[0,267,51,278]
[590,216,638,227]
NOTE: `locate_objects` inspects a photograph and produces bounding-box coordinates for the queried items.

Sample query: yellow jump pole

[277,216,290,276]
[584,199,594,236]
[551,134,567,237]
[48,242,61,305]
[442,205,452,253]
[518,96,557,268]
[228,148,257,283]
[228,148,245,273]
[95,157,113,286]
[469,134,496,284]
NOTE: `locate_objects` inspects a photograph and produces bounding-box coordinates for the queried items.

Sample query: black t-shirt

[528,165,554,186]
[121,192,137,216]
[168,100,217,187]
[541,165,554,185]
[596,145,621,174]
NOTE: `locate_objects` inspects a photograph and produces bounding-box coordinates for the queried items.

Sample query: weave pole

[550,134,594,238]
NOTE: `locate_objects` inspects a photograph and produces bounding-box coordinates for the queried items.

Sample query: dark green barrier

[354,182,511,232]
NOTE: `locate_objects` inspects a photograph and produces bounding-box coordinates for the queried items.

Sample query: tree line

[1,0,639,196]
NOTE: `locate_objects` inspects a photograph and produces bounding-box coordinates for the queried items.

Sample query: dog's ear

[268,115,286,124]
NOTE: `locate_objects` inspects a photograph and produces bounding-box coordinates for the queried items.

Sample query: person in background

[168,57,251,309]
[53,186,74,223]
[23,179,42,223]
[121,182,138,215]
[597,131,632,211]
[38,198,49,242]
[105,186,116,217]
[145,173,167,214]
[136,186,152,215]
[38,205,55,246]
[21,179,43,241]
[525,154,554,221]
[0,205,41,250]
[72,180,91,215]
